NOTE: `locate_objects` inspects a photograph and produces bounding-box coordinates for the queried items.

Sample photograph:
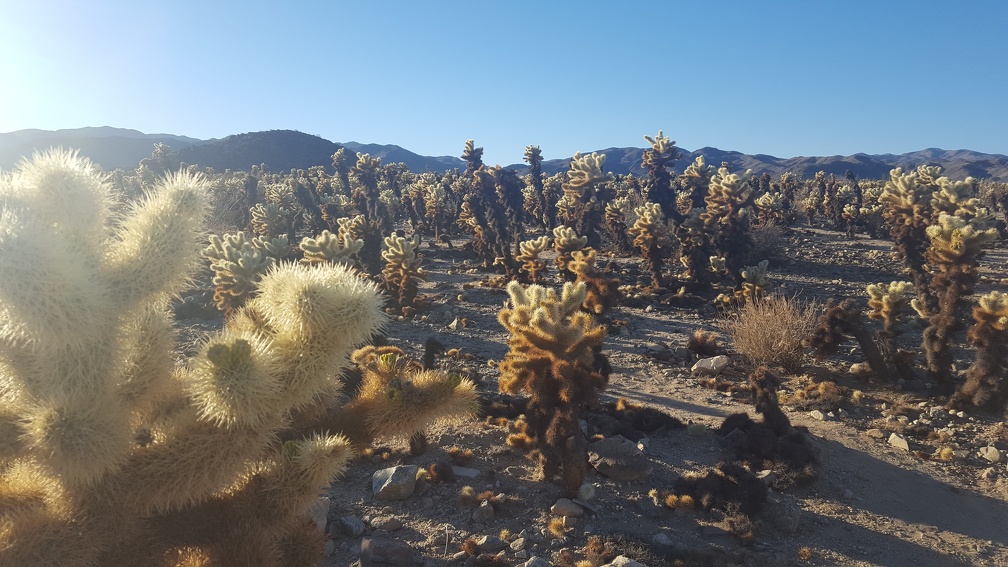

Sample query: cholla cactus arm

[250,201,292,240]
[315,346,477,447]
[565,152,614,198]
[866,281,914,335]
[737,259,769,303]
[381,233,426,314]
[300,230,362,266]
[642,130,681,221]
[204,232,274,313]
[569,248,621,315]
[517,235,551,283]
[252,234,292,261]
[461,139,484,176]
[552,225,589,279]
[951,291,1008,411]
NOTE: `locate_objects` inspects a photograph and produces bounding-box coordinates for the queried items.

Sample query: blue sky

[1,1,1005,165]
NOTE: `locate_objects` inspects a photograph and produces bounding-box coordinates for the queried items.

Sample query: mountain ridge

[2,127,1006,181]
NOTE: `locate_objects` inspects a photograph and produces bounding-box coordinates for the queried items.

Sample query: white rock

[809,410,826,421]
[551,498,584,517]
[981,446,1003,463]
[691,355,730,375]
[888,433,910,452]
[372,465,419,500]
[606,556,649,567]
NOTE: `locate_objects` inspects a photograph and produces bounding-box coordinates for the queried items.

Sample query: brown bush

[721,294,818,374]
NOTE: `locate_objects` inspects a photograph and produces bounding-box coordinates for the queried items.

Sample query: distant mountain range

[2,127,1007,181]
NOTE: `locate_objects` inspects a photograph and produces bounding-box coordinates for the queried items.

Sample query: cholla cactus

[866,281,914,335]
[299,229,363,266]
[739,259,769,302]
[569,248,621,315]
[250,201,292,240]
[701,165,755,283]
[680,155,714,214]
[603,197,634,253]
[499,281,609,497]
[628,202,669,288]
[917,212,998,384]
[423,176,455,245]
[950,292,1008,411]
[204,232,274,313]
[382,233,426,316]
[348,153,391,275]
[561,152,614,247]
[461,139,484,176]
[642,130,681,221]
[524,145,549,230]
[517,235,551,283]
[755,191,785,226]
[252,234,292,261]
[552,225,589,280]
[0,149,475,567]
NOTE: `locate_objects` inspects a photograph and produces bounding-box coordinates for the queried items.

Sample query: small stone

[980,446,1003,463]
[309,497,329,531]
[510,538,527,551]
[551,498,585,517]
[514,549,528,559]
[653,532,673,546]
[452,466,481,479]
[370,516,403,531]
[866,428,885,439]
[809,410,826,421]
[645,305,655,313]
[929,406,945,418]
[957,411,966,419]
[372,465,419,500]
[572,498,598,516]
[359,537,414,567]
[889,433,910,451]
[691,355,730,375]
[756,469,778,485]
[475,535,508,553]
[336,515,366,538]
[521,558,552,567]
[850,362,872,377]
[587,437,653,481]
[606,556,648,567]
[471,500,495,523]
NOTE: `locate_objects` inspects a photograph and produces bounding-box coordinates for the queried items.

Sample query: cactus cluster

[381,233,427,316]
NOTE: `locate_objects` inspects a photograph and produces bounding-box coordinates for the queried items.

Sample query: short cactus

[628,202,669,289]
[517,235,551,283]
[204,232,274,313]
[299,229,363,266]
[382,233,427,316]
[951,292,1008,411]
[553,225,590,280]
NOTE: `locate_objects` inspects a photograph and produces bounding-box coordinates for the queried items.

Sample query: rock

[766,495,801,534]
[370,516,403,531]
[452,466,481,479]
[359,537,415,567]
[309,497,329,531]
[645,342,672,361]
[510,537,527,551]
[551,498,584,517]
[336,515,366,538]
[471,500,495,523]
[652,532,673,546]
[521,558,552,567]
[981,446,1003,463]
[850,362,872,377]
[888,433,910,452]
[691,355,730,375]
[866,428,885,439]
[723,427,748,451]
[475,535,508,553]
[515,549,528,559]
[372,465,419,500]
[756,469,778,485]
[572,498,598,515]
[605,556,648,567]
[809,410,826,421]
[587,437,653,481]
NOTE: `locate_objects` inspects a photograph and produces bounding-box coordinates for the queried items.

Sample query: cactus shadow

[810,434,1008,552]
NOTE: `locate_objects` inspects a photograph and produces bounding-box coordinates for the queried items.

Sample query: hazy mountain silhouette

[2,128,1006,181]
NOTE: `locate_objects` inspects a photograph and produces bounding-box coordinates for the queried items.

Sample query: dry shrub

[722,294,818,374]
[748,220,787,264]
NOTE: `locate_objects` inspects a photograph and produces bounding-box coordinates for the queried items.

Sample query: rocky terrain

[175,226,1008,567]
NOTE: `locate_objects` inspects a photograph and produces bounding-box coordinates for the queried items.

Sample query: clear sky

[1,1,1005,166]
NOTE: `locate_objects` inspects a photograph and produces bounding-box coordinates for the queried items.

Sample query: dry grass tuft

[721,294,818,374]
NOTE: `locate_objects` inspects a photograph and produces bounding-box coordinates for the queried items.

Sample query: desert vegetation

[3,136,1008,567]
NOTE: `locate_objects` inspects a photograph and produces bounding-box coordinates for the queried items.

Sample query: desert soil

[183,226,1008,567]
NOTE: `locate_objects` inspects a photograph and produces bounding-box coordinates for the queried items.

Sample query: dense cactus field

[3,139,1008,567]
